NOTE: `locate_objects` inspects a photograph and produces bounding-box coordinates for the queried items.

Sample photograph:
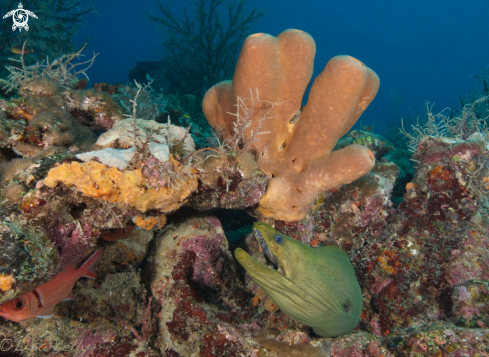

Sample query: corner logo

[2,3,37,32]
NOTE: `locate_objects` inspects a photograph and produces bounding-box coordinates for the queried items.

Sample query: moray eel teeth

[235,222,363,337]
[254,228,280,270]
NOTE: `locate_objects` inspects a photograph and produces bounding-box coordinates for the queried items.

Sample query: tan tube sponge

[203,29,379,221]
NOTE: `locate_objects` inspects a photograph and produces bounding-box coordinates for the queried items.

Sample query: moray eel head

[235,222,362,337]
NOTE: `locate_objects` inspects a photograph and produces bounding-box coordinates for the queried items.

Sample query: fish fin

[79,248,104,279]
[62,291,74,301]
[37,307,56,318]
[38,314,55,319]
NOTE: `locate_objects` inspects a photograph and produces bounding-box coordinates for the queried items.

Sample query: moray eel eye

[274,235,283,244]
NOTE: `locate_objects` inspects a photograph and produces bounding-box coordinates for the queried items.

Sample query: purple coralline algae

[150,215,256,356]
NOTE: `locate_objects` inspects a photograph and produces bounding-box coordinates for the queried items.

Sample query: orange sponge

[43,161,198,213]
[203,29,379,221]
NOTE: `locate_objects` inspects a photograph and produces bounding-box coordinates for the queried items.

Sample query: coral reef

[93,118,195,154]
[159,93,214,149]
[203,29,379,221]
[0,48,129,177]
[93,82,127,95]
[2,26,489,357]
[62,87,124,131]
[1,44,123,133]
[0,261,160,357]
[42,99,199,217]
[355,133,489,337]
[118,75,215,148]
[27,107,96,149]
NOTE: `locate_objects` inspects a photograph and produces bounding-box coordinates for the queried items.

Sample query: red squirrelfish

[0,248,104,322]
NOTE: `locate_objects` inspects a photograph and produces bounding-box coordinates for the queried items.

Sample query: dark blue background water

[74,0,489,134]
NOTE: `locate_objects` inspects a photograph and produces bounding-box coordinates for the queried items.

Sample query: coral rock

[275,169,396,252]
[28,107,96,150]
[355,135,489,335]
[0,221,58,304]
[63,88,125,131]
[95,118,195,154]
[76,147,137,170]
[150,215,256,355]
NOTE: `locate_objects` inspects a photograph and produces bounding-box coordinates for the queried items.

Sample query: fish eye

[274,235,283,244]
[14,299,23,309]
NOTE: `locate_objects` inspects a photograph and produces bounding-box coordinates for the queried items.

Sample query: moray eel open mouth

[234,222,363,338]
[253,227,283,274]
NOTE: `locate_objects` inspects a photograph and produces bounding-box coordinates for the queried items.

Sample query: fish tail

[79,248,104,279]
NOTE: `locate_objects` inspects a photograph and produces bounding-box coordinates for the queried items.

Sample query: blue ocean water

[75,0,489,133]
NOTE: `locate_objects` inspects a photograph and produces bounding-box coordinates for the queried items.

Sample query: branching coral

[2,41,98,93]
[203,29,379,221]
[148,0,264,96]
[399,97,489,204]
[401,97,489,152]
[115,80,165,123]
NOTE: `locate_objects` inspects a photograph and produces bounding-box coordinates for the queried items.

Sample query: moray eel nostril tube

[234,222,362,337]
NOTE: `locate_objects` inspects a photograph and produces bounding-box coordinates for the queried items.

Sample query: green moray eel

[235,222,362,337]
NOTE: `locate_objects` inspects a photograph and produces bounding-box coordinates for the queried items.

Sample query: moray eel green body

[235,222,362,337]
